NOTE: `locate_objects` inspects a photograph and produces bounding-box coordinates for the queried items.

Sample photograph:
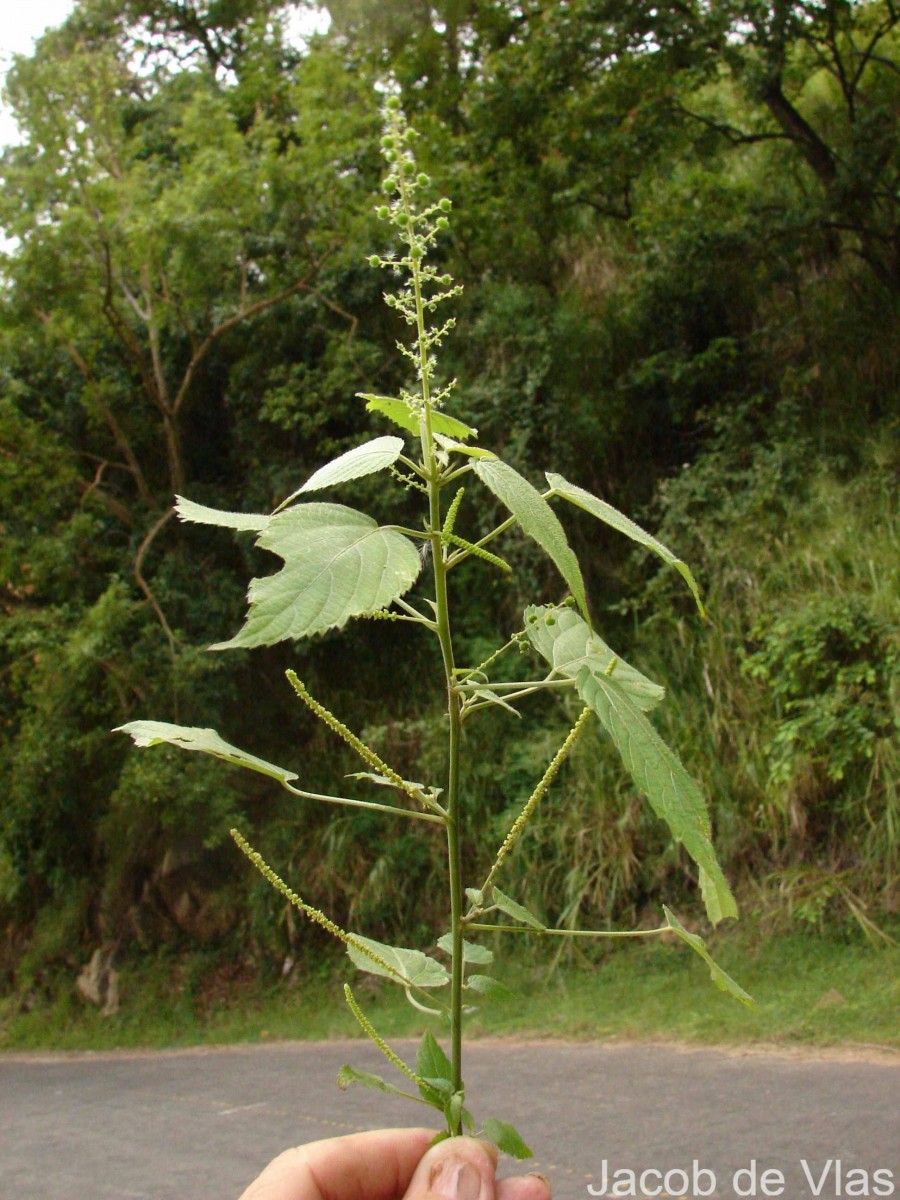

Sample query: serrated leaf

[276,437,404,509]
[466,974,514,998]
[114,721,298,785]
[663,907,754,1006]
[362,394,477,440]
[546,472,705,617]
[436,934,494,964]
[524,604,665,712]
[575,665,737,924]
[346,935,450,988]
[337,1065,413,1098]
[175,495,269,532]
[473,458,587,619]
[491,887,546,930]
[416,1032,452,1083]
[212,503,421,650]
[481,1119,533,1160]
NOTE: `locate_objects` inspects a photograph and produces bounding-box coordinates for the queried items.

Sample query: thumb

[401,1136,499,1200]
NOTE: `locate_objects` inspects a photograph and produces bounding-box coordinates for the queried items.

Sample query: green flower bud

[416,172,430,187]
[382,178,396,193]
[367,255,380,267]
[385,96,401,111]
[376,205,390,220]
[380,135,394,149]
[436,216,449,231]
[439,197,452,212]
[402,160,416,176]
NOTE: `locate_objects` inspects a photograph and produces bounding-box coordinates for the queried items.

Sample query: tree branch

[34,308,154,506]
[134,507,178,659]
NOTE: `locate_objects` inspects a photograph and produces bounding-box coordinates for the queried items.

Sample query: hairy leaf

[436,934,494,964]
[362,394,477,440]
[114,721,297,785]
[212,504,421,649]
[175,495,269,532]
[663,908,754,1006]
[337,1065,414,1099]
[481,1119,533,1160]
[524,604,665,712]
[491,888,546,930]
[277,436,405,508]
[346,935,450,988]
[473,459,587,618]
[546,473,705,616]
[575,666,737,923]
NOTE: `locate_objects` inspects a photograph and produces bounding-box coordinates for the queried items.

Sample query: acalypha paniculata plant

[118,96,751,1158]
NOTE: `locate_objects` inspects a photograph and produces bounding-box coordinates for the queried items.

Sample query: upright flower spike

[369,100,463,415]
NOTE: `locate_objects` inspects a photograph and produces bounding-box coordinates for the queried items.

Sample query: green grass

[2,923,897,1054]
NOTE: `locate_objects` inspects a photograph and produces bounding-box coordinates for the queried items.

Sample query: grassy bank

[2,925,897,1054]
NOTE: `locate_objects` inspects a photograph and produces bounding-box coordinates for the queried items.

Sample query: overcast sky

[0,2,328,148]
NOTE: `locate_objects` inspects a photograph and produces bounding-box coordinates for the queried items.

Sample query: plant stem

[282,783,444,823]
[401,180,465,1114]
[466,923,670,939]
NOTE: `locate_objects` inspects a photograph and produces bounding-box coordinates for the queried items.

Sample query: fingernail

[429,1156,483,1200]
[528,1172,551,1190]
[477,1139,500,1168]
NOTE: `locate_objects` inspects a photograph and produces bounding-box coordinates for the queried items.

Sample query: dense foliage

[1,0,896,995]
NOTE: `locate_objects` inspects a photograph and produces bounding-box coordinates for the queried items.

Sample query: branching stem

[465,923,670,939]
[283,782,444,823]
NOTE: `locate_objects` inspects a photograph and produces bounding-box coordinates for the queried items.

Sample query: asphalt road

[1,1040,897,1200]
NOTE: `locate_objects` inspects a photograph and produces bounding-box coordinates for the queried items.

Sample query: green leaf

[546,472,705,617]
[114,721,298,785]
[348,770,439,798]
[524,604,665,712]
[212,503,421,649]
[346,935,450,988]
[663,907,754,1006]
[433,433,495,459]
[575,666,737,924]
[466,687,523,716]
[480,1119,533,1160]
[466,974,514,999]
[436,934,494,965]
[277,436,404,509]
[175,495,269,532]
[491,887,546,930]
[473,458,587,619]
[465,887,484,907]
[416,1032,452,1083]
[337,1064,414,1099]
[445,1092,475,1135]
[362,394,477,440]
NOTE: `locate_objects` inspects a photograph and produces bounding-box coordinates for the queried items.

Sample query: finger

[402,1135,499,1200]
[496,1173,552,1200]
[239,1127,437,1200]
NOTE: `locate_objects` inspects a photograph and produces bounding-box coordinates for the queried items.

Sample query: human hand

[239,1127,551,1200]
